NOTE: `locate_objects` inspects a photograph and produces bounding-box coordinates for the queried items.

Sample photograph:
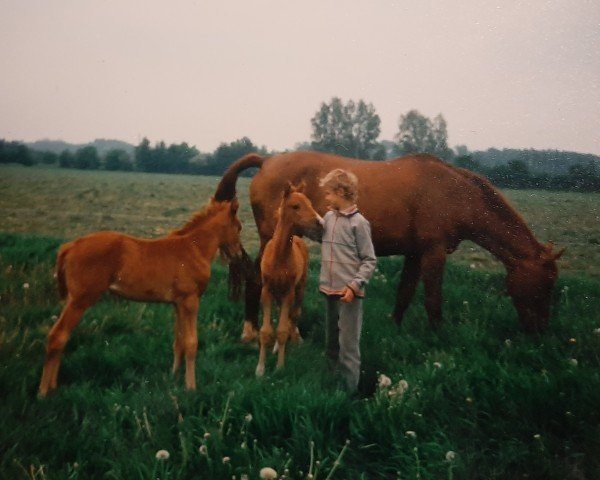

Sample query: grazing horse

[255,181,322,376]
[38,197,242,396]
[215,151,564,338]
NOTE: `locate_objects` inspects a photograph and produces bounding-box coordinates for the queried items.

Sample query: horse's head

[506,242,565,332]
[279,181,323,240]
[212,197,243,262]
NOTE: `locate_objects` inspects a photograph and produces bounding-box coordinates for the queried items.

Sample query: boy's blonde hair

[319,168,359,202]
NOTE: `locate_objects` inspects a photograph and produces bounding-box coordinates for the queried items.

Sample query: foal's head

[278,181,323,239]
[212,197,243,261]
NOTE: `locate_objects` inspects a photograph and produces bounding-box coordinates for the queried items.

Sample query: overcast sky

[1,0,599,155]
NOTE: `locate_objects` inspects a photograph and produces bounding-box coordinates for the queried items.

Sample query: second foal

[256,182,322,376]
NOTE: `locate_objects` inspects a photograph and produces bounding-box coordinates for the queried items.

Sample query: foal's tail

[227,246,255,302]
[55,242,72,301]
[214,153,265,201]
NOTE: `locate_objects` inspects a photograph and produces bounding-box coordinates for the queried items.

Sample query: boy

[318,169,377,394]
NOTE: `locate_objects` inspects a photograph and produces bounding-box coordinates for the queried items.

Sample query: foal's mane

[170,200,221,236]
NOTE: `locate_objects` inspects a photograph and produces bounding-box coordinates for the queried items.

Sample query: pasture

[1,164,599,479]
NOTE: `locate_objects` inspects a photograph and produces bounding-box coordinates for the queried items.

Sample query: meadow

[1,164,599,479]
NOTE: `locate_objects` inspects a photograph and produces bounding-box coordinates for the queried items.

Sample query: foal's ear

[283,181,294,198]
[230,197,239,214]
[296,180,307,193]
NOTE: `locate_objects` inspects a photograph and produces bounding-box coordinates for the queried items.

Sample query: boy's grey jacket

[319,207,377,297]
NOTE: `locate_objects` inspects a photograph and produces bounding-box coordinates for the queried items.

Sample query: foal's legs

[393,253,422,325]
[175,295,200,390]
[276,292,294,369]
[39,296,94,396]
[255,286,273,377]
[172,315,184,375]
[289,279,305,344]
[420,247,447,329]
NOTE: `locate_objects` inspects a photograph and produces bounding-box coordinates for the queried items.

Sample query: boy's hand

[340,287,355,303]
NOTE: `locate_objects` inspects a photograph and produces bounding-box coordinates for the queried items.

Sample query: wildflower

[222,456,231,464]
[568,358,578,367]
[240,441,247,449]
[433,362,442,369]
[203,432,211,439]
[405,430,417,438]
[378,373,392,388]
[445,451,456,462]
[594,328,600,335]
[505,339,512,347]
[533,434,541,440]
[462,300,468,305]
[155,449,170,460]
[23,283,30,290]
[466,396,473,404]
[469,264,476,269]
[198,445,208,455]
[259,467,278,479]
[240,475,249,480]
[244,413,253,423]
[568,337,577,344]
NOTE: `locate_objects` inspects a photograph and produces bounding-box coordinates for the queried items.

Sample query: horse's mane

[170,200,220,236]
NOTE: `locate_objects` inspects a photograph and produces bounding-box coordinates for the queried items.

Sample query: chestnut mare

[38,197,242,396]
[215,151,564,338]
[255,182,322,377]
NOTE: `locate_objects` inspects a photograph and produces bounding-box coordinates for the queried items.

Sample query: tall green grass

[1,232,599,479]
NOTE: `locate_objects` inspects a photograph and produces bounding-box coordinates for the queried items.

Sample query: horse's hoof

[255,365,265,377]
[241,321,259,343]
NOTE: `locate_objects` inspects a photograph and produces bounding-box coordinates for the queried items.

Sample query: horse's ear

[283,181,293,198]
[552,247,566,261]
[296,180,307,193]
[544,241,565,261]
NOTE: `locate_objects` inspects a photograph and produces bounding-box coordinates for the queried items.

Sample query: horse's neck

[271,219,294,257]
[468,210,541,267]
[184,221,221,258]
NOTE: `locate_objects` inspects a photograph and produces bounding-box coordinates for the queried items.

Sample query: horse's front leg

[420,247,447,330]
[276,293,294,370]
[175,295,200,390]
[256,286,273,377]
[172,314,183,376]
[39,298,88,397]
[393,253,422,326]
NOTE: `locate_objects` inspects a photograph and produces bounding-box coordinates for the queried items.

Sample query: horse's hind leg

[242,247,264,344]
[290,280,305,344]
[38,297,89,396]
[393,253,422,325]
[420,247,447,329]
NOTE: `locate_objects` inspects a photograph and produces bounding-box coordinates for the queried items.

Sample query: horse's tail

[55,243,71,301]
[214,153,265,201]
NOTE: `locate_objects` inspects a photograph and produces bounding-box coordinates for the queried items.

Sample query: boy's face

[324,188,350,210]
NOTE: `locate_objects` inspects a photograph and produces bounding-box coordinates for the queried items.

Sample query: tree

[202,137,263,175]
[105,149,133,171]
[310,97,382,159]
[134,137,153,172]
[73,146,100,169]
[394,110,453,160]
[58,150,74,168]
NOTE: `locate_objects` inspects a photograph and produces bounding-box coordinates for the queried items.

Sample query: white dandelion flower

[533,434,541,440]
[155,449,170,460]
[259,467,278,479]
[198,445,208,455]
[203,432,211,439]
[244,413,253,423]
[568,358,578,367]
[445,451,456,462]
[22,283,30,290]
[594,327,600,335]
[378,373,392,388]
[405,430,417,438]
[433,362,442,369]
[222,456,231,464]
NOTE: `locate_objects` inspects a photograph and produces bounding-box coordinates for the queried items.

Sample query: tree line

[2,97,598,192]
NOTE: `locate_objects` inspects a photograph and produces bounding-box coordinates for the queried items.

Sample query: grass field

[1,165,600,479]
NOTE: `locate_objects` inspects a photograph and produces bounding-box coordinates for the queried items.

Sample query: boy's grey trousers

[325,295,363,392]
